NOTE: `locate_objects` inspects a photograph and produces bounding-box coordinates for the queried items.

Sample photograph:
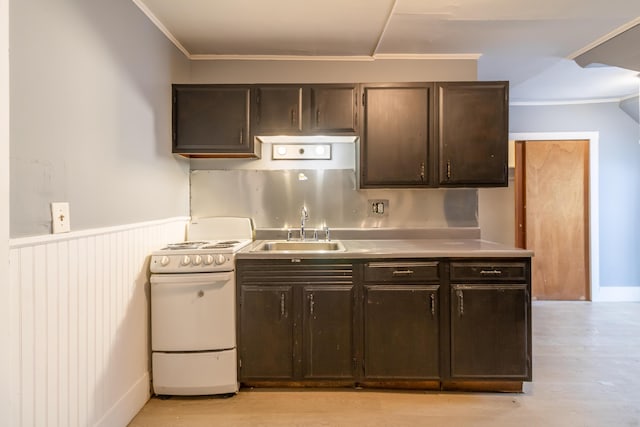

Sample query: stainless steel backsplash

[190,169,478,229]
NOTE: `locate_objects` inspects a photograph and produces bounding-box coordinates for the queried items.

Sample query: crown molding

[510,95,636,106]
[189,53,481,61]
[567,17,640,60]
[132,0,191,58]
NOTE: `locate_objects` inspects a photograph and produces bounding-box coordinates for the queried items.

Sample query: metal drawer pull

[430,293,436,317]
[480,269,502,276]
[309,293,315,316]
[456,290,464,316]
[280,293,286,319]
[392,269,414,276]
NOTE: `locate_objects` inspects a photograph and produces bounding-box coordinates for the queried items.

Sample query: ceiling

[133,0,640,103]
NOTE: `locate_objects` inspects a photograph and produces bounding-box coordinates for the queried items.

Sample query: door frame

[510,132,600,301]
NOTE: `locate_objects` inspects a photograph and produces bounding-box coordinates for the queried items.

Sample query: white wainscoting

[8,217,188,427]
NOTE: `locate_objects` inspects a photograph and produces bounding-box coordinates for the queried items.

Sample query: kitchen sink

[252,240,346,252]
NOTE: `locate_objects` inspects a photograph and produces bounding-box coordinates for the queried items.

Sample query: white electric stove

[150,217,253,396]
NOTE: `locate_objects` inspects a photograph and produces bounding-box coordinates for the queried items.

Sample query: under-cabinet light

[272,144,332,160]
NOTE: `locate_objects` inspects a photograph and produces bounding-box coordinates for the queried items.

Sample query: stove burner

[200,240,242,249]
[163,241,208,250]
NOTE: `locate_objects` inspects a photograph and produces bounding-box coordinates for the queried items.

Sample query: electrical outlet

[368,199,389,216]
[51,202,71,234]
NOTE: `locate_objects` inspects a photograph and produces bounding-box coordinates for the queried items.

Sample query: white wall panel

[9,217,187,427]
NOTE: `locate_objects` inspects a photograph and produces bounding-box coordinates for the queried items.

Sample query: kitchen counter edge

[237,239,533,259]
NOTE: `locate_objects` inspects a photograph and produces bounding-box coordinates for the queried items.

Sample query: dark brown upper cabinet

[252,84,358,136]
[172,84,257,158]
[360,83,435,188]
[309,85,358,133]
[436,82,509,187]
[253,86,304,134]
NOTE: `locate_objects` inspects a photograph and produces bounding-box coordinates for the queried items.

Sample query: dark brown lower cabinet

[237,260,355,383]
[302,285,355,379]
[237,258,531,388]
[239,285,294,379]
[364,285,440,379]
[449,283,530,380]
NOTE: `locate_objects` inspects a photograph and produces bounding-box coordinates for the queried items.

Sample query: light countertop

[237,238,533,260]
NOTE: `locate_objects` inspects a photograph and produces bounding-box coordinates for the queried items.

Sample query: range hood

[256,135,359,144]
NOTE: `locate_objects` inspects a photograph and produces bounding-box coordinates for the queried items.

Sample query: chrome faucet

[300,206,309,240]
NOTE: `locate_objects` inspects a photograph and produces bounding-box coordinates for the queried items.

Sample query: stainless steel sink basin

[252,240,346,252]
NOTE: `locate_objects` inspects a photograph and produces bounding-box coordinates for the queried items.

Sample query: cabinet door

[302,285,356,379]
[309,86,357,133]
[437,82,508,186]
[254,86,303,133]
[364,285,440,379]
[239,285,295,380]
[172,85,252,155]
[450,284,530,380]
[361,84,433,187]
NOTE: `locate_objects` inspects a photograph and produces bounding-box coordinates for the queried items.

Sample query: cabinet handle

[291,108,296,126]
[480,269,503,276]
[316,109,320,126]
[456,290,464,316]
[420,162,425,181]
[239,129,244,145]
[430,293,436,317]
[280,293,286,319]
[392,269,414,276]
[447,160,452,180]
[309,293,315,316]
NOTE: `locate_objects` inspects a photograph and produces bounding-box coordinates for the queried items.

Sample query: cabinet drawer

[450,262,527,282]
[365,261,439,282]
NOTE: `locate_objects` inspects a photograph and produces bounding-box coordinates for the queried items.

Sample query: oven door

[151,272,235,352]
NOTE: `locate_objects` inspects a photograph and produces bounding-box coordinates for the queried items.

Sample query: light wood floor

[129,302,640,427]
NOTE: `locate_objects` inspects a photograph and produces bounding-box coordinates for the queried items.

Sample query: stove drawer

[152,349,238,395]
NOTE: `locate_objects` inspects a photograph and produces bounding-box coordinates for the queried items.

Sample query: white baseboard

[593,286,640,302]
[95,372,150,427]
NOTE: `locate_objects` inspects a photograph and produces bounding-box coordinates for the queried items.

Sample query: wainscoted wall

[8,217,187,427]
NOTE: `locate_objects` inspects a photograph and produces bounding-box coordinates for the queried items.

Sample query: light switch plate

[51,202,71,233]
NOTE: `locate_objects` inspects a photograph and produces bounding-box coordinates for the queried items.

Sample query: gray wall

[10,0,191,237]
[510,102,640,288]
[188,58,477,84]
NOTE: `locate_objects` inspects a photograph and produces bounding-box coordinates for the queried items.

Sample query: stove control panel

[150,253,233,273]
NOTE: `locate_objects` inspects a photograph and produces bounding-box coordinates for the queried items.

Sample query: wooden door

[515,140,589,300]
